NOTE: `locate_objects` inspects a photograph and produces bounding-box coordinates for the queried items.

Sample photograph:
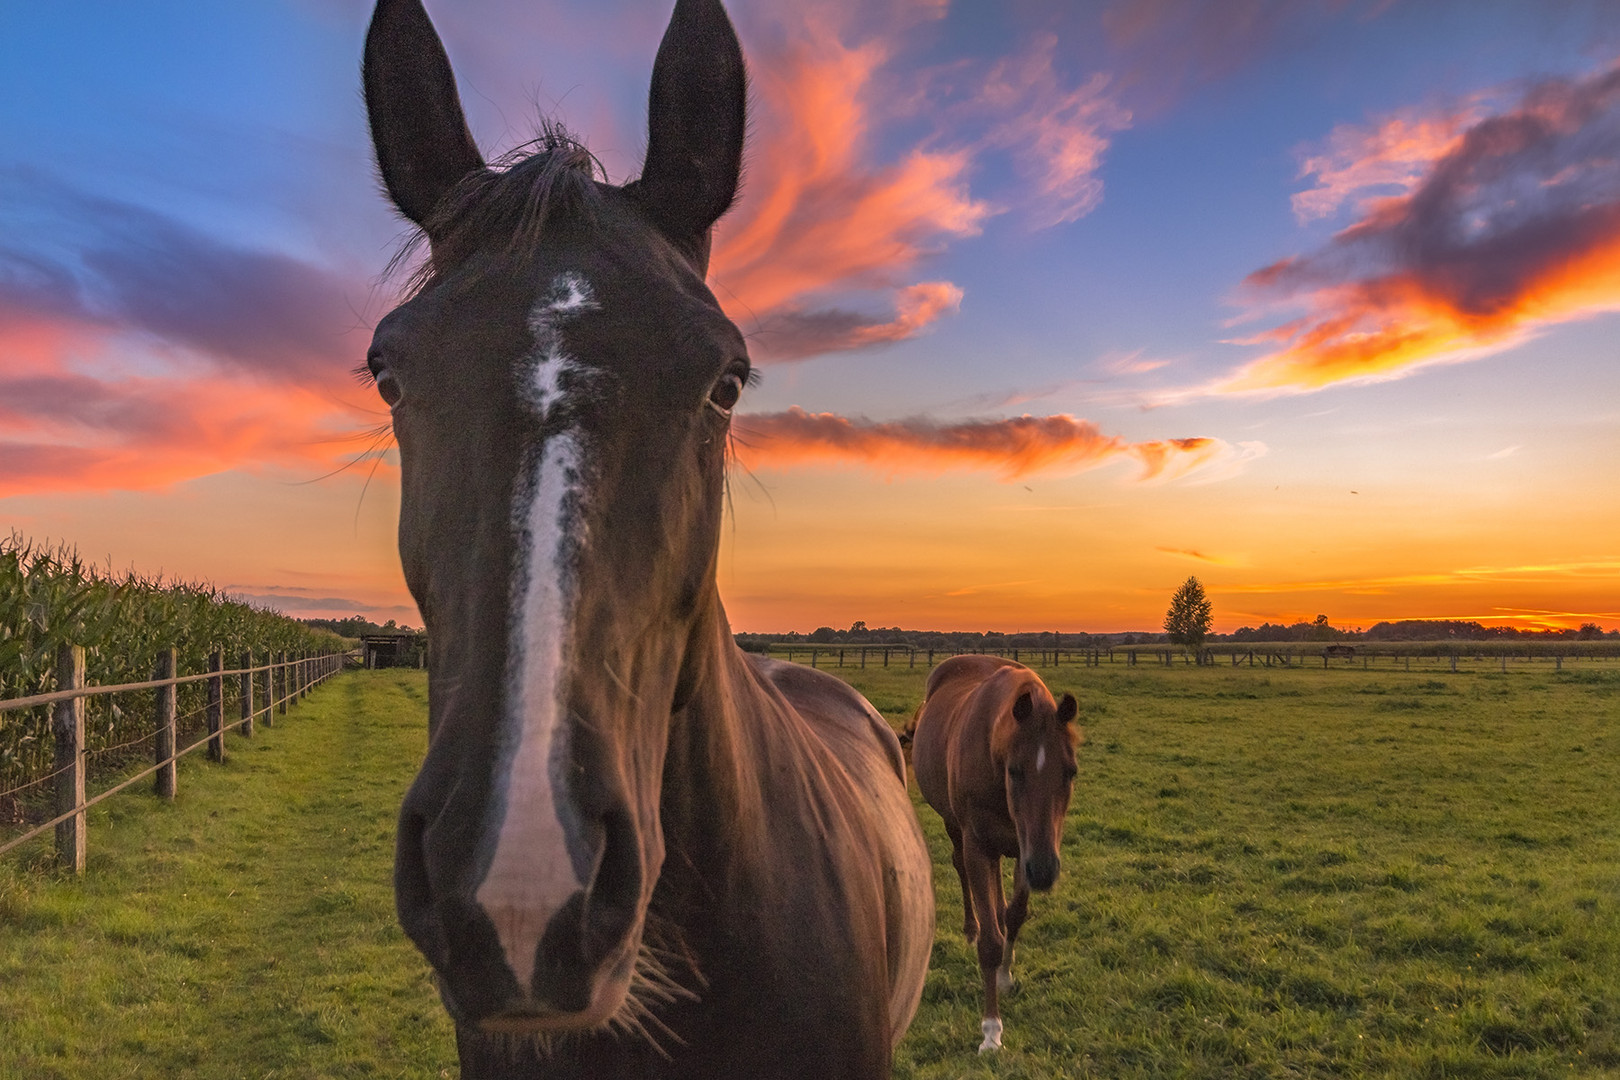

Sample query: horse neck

[660,597,777,859]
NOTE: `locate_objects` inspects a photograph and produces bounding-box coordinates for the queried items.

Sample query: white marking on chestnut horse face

[1035,745,1047,774]
[476,272,599,994]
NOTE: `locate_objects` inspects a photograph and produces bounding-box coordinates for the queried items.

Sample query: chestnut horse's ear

[638,0,746,266]
[1057,693,1078,725]
[363,0,486,230]
[1012,691,1034,725]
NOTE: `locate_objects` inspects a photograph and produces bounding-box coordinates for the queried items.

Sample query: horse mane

[390,121,607,297]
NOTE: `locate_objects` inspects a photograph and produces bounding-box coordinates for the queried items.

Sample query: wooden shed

[361,632,425,669]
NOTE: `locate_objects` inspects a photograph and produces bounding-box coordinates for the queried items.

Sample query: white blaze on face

[1035,745,1047,774]
[476,272,598,995]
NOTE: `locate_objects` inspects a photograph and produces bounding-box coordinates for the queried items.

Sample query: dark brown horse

[359,2,933,1075]
[910,655,1079,1052]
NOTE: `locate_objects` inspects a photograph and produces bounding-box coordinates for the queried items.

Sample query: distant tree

[1163,576,1213,648]
[1578,622,1603,640]
[809,626,837,643]
[1307,614,1343,641]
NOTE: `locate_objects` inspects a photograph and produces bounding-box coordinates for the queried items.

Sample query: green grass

[3,663,1617,1078]
[853,660,1620,1080]
[0,670,455,1079]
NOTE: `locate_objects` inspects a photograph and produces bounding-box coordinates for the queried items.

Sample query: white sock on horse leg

[979,1017,1003,1052]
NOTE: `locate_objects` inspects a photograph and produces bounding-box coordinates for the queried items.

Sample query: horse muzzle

[1023,849,1060,892]
[396,783,648,1033]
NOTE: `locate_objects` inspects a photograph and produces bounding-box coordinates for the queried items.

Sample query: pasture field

[0,671,457,1079]
[0,662,1615,1078]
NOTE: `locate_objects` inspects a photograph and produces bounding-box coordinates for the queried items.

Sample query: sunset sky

[3,0,1618,633]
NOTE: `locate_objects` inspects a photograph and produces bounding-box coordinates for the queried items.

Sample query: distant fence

[0,646,347,872]
[765,642,1620,672]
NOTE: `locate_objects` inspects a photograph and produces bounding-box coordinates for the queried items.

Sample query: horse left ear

[1057,693,1078,725]
[638,0,747,267]
[1012,691,1034,725]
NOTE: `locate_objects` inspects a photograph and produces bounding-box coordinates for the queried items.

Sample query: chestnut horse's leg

[946,821,978,943]
[963,837,1008,1052]
[998,859,1032,997]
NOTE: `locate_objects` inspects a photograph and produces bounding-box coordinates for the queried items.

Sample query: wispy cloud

[711,1,1128,360]
[1216,60,1620,394]
[733,406,1242,482]
[1098,0,1396,113]
[1156,546,1230,564]
[0,170,367,384]
[1217,559,1620,595]
[710,4,989,360]
[0,174,379,497]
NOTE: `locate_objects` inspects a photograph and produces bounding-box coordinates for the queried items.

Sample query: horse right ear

[363,0,485,230]
[1011,691,1034,724]
[1057,693,1078,725]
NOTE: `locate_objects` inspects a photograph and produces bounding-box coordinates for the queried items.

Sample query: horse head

[994,686,1079,891]
[362,0,748,1036]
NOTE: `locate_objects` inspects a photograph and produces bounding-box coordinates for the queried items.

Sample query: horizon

[3,1,1618,636]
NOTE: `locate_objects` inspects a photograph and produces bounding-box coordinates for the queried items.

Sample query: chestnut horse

[910,655,1080,1052]
[359,1,933,1075]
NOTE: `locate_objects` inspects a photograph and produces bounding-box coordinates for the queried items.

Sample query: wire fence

[763,642,1620,672]
[0,646,349,870]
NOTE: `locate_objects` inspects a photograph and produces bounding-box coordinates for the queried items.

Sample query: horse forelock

[987,670,1055,761]
[390,122,607,299]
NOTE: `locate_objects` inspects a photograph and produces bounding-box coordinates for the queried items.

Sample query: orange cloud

[1219,61,1620,394]
[0,317,379,498]
[711,10,989,360]
[733,406,1231,481]
[711,3,1127,359]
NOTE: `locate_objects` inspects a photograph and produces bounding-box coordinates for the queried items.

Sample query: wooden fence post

[277,651,288,716]
[53,643,86,874]
[154,648,177,800]
[207,648,225,762]
[240,650,255,739]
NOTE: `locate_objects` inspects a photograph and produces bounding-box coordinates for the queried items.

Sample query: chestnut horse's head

[993,686,1080,892]
[361,0,747,1036]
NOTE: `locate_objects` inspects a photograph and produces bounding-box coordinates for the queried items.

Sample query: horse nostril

[1025,853,1060,892]
[581,806,641,955]
[393,807,451,972]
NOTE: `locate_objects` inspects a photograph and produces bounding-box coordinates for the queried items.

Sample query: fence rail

[0,646,347,870]
[761,642,1620,671]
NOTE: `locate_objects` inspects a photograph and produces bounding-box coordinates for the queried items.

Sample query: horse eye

[1007,766,1026,783]
[1063,765,1078,781]
[707,366,747,416]
[375,372,403,408]
[367,352,403,408]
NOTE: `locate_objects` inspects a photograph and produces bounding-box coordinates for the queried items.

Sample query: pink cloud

[733,406,1233,481]
[1219,60,1620,394]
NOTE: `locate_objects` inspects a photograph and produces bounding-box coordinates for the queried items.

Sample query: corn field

[0,533,346,798]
